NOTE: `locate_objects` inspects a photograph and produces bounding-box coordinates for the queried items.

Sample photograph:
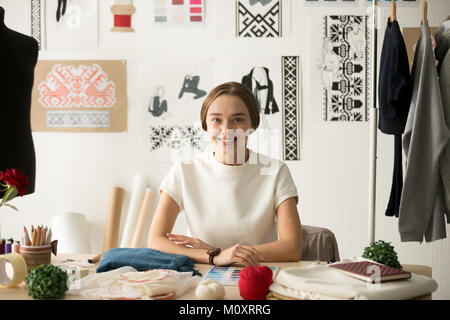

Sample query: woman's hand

[214,244,262,267]
[166,233,212,250]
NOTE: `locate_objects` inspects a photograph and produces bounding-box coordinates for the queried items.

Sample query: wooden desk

[0,254,432,300]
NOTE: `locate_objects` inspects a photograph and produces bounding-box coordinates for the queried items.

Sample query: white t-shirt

[159,148,298,249]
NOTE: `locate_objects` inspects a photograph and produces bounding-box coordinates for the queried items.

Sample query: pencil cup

[19,240,58,272]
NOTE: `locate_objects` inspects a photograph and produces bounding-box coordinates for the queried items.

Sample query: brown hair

[200,82,260,131]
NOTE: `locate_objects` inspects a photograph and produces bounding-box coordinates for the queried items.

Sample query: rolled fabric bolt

[0,239,5,254]
[5,243,12,254]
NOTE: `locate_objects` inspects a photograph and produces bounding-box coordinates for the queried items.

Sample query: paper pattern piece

[31,60,127,132]
[203,266,279,286]
[153,0,204,25]
[282,56,301,161]
[46,0,98,50]
[236,0,282,37]
[317,15,370,121]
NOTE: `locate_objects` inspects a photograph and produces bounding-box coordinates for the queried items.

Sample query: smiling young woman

[147,82,302,267]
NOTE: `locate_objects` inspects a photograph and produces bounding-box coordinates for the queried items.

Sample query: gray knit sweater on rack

[399,22,450,243]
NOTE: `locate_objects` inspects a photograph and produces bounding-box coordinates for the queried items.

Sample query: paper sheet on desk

[270,265,438,300]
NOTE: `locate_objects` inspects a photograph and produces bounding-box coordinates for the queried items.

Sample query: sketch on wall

[31,60,127,132]
[45,0,98,50]
[138,59,213,162]
[236,0,282,37]
[214,54,301,161]
[242,67,279,130]
[312,15,370,122]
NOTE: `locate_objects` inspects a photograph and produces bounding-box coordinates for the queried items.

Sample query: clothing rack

[367,0,428,245]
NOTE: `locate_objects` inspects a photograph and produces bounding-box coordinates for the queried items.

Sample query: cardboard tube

[130,188,155,248]
[120,174,148,248]
[102,186,125,252]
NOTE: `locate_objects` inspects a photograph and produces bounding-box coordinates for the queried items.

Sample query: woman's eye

[234,118,243,122]
[212,118,220,122]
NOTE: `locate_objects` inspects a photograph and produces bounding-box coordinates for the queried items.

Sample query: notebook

[329,261,412,283]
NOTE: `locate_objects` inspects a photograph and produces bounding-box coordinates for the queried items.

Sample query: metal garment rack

[368,0,378,246]
[367,0,428,245]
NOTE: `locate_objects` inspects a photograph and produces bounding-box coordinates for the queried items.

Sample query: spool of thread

[111,1,136,32]
[238,266,273,300]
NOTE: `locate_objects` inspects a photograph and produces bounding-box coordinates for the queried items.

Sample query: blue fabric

[96,248,202,276]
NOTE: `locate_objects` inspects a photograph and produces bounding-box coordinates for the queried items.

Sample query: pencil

[37,226,42,246]
[24,226,31,246]
[88,252,104,264]
[40,227,47,246]
[31,228,37,246]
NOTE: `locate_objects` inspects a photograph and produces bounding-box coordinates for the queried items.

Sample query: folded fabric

[68,266,200,300]
[271,264,438,300]
[96,248,202,276]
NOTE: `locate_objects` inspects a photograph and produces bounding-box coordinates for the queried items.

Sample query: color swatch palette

[203,266,279,286]
[153,0,204,25]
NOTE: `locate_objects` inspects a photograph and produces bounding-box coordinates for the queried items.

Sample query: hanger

[422,0,427,24]
[390,0,396,23]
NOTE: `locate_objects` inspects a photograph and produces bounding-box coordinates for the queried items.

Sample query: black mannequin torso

[0,6,38,196]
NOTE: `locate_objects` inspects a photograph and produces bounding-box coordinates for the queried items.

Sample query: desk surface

[0,253,432,300]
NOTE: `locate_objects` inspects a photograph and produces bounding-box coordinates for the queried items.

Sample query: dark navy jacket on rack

[378,18,412,217]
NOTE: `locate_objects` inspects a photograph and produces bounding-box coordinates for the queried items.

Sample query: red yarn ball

[238,265,273,300]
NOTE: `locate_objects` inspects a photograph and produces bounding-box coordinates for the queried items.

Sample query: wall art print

[153,0,204,25]
[236,0,282,37]
[31,60,127,132]
[282,56,301,161]
[45,0,98,50]
[319,15,370,122]
[138,59,213,162]
[31,0,44,49]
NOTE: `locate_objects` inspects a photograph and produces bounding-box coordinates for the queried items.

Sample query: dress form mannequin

[0,6,38,196]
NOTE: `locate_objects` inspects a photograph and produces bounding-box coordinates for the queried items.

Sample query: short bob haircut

[200,82,260,131]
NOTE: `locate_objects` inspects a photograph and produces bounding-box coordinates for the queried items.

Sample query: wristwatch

[207,247,221,265]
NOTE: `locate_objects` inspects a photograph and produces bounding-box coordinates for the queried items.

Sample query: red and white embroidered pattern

[38,64,116,108]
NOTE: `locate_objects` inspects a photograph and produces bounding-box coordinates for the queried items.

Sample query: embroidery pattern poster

[310,15,370,122]
[236,0,282,37]
[31,60,127,132]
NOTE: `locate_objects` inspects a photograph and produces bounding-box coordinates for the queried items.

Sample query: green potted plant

[362,240,403,269]
[25,264,69,299]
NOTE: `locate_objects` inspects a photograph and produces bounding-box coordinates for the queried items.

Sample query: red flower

[0,168,29,196]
